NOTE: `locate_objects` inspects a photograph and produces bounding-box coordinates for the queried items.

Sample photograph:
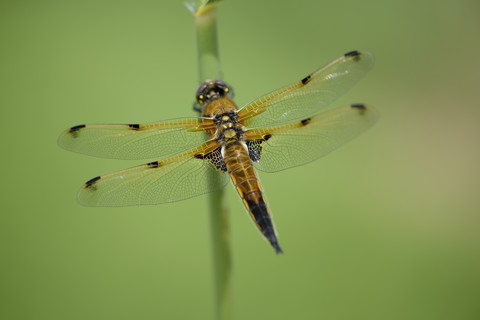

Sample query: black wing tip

[344,50,360,57]
[69,124,86,132]
[351,103,367,110]
[85,176,101,187]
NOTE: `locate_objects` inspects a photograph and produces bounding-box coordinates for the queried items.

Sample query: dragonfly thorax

[214,111,246,147]
[213,110,238,125]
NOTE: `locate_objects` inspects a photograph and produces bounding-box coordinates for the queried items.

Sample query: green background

[1,0,479,319]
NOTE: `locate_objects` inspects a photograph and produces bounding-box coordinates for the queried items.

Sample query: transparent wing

[245,104,378,173]
[58,117,215,160]
[238,51,374,129]
[77,140,229,206]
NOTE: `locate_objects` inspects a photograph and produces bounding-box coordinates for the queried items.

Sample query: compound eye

[195,82,209,104]
[218,82,233,98]
[226,86,234,98]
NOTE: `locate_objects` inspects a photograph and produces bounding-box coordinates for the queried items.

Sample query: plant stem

[189,1,232,320]
[194,6,222,81]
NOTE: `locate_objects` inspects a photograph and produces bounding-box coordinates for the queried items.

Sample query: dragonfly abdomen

[223,142,283,254]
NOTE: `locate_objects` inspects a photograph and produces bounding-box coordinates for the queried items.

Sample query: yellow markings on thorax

[224,128,236,139]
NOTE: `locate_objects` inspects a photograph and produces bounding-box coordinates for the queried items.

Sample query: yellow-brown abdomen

[223,142,282,253]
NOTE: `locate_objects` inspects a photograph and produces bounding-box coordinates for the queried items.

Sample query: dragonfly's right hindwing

[77,140,229,206]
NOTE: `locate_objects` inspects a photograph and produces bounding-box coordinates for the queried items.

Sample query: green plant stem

[195,7,222,81]
[190,2,232,320]
[207,180,231,320]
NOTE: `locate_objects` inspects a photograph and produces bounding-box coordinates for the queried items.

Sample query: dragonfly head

[196,80,234,105]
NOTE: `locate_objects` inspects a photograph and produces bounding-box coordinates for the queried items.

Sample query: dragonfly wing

[238,51,374,129]
[58,117,214,160]
[245,104,378,173]
[77,140,229,206]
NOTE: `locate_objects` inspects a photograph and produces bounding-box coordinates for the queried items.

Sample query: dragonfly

[58,50,378,254]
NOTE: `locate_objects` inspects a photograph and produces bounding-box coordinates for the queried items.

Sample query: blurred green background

[1,0,479,319]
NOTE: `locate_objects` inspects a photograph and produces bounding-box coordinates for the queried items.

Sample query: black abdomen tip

[273,242,283,254]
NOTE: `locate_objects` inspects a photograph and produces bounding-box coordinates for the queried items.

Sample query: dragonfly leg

[192,101,203,113]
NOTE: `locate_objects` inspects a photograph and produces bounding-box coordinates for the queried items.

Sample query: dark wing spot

[85,176,101,188]
[300,118,311,126]
[247,140,262,162]
[68,124,85,138]
[344,50,360,57]
[147,161,160,168]
[128,124,140,130]
[301,75,312,85]
[196,147,227,171]
[69,124,86,132]
[351,103,366,110]
[351,103,367,115]
[247,134,272,162]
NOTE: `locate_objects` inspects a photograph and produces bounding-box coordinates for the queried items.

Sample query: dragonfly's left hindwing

[245,104,378,172]
[245,134,272,162]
